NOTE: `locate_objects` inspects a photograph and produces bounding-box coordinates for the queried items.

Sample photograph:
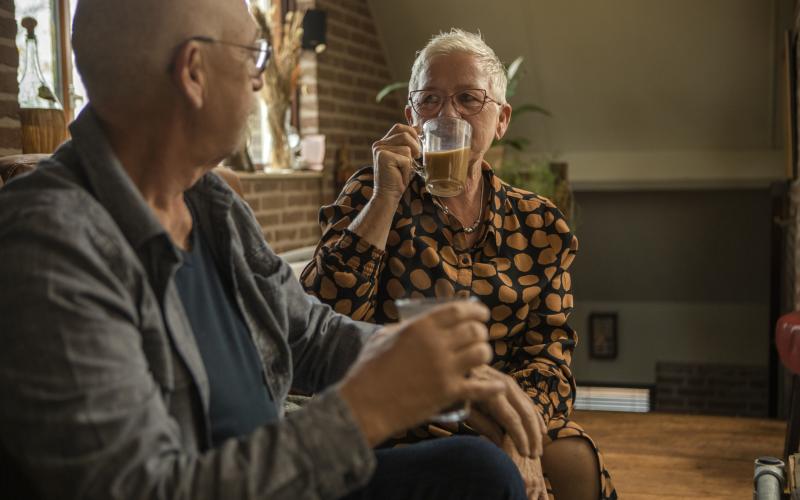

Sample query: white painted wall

[368,0,795,186]
[570,301,769,385]
[568,189,772,384]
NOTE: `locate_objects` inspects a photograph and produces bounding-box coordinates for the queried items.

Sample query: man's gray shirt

[0,107,379,500]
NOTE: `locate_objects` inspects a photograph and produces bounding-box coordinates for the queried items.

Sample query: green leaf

[375,81,408,103]
[506,56,524,83]
[495,137,530,151]
[505,56,524,99]
[512,103,551,117]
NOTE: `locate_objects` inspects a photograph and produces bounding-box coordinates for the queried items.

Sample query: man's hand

[465,365,547,458]
[501,434,548,500]
[338,301,505,446]
[371,123,421,202]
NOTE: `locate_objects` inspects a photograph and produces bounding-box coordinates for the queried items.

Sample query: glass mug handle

[411,134,426,178]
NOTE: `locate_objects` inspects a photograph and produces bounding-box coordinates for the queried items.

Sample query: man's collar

[68,105,234,251]
[69,106,168,250]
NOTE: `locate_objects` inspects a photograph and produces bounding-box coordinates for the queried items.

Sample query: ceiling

[368,0,794,159]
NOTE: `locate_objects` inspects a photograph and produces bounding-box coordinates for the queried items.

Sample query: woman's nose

[438,96,461,118]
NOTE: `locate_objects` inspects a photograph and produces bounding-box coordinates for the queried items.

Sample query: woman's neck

[442,161,484,216]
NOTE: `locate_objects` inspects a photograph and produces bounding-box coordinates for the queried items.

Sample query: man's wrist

[337,380,393,447]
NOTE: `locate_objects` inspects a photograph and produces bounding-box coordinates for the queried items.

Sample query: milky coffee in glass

[414,117,472,197]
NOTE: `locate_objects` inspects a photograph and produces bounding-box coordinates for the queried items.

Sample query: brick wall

[303,0,403,204]
[655,362,768,417]
[240,173,323,254]
[0,0,20,155]
[249,0,402,252]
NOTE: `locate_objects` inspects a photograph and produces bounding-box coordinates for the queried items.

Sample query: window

[248,0,272,166]
[16,0,271,165]
[16,0,82,119]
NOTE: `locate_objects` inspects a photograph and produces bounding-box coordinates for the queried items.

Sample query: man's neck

[102,115,211,250]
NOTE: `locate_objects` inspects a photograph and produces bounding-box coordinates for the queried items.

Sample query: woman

[301,29,616,500]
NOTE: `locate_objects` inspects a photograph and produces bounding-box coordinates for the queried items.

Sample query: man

[0,1,545,499]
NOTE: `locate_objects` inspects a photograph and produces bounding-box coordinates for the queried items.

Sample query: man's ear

[171,41,206,110]
[495,103,512,140]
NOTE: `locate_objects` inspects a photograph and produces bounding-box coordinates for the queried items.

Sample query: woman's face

[405,52,512,166]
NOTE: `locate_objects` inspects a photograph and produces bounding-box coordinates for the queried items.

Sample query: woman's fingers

[375,128,421,157]
[464,406,504,446]
[375,145,412,158]
[506,385,543,457]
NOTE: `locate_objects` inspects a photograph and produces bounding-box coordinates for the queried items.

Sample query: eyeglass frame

[185,36,272,77]
[408,88,501,117]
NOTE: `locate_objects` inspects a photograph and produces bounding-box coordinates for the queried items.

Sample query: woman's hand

[465,365,547,458]
[371,123,421,202]
[502,434,548,500]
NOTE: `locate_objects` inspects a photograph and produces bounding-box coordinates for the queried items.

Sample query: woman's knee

[545,437,598,473]
[542,437,600,498]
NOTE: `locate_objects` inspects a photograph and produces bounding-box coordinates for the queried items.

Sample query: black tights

[542,437,601,500]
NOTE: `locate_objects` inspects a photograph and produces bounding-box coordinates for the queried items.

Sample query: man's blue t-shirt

[173,203,278,446]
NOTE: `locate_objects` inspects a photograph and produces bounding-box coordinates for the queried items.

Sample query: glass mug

[412,117,472,198]
[395,296,479,423]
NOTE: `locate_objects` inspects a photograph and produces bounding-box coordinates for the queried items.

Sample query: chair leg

[785,375,800,461]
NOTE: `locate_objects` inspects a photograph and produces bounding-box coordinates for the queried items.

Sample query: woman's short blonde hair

[408,28,507,104]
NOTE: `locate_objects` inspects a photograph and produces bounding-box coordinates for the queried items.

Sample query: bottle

[18,16,67,154]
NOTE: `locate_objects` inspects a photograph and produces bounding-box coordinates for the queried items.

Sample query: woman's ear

[495,103,512,140]
[404,105,415,126]
[171,41,206,110]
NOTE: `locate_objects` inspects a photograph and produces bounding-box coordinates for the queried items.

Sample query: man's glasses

[408,89,500,117]
[189,36,271,77]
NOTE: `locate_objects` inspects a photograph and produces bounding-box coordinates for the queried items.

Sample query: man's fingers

[450,320,490,351]
[458,377,504,403]
[453,342,492,373]
[429,301,490,329]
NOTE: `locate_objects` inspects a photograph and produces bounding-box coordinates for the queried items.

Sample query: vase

[20,108,67,154]
[267,101,291,169]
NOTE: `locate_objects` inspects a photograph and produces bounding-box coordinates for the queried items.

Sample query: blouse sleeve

[300,167,386,322]
[508,204,579,426]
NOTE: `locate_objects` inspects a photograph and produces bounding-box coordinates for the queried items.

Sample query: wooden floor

[574,410,786,499]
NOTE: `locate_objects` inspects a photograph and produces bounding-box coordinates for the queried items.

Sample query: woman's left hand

[465,365,547,458]
[502,434,548,500]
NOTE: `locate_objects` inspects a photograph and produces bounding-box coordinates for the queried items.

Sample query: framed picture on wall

[589,312,618,360]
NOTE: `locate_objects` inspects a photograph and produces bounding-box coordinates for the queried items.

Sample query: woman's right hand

[371,123,421,202]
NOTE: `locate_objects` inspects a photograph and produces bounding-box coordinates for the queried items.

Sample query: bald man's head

[72,0,250,118]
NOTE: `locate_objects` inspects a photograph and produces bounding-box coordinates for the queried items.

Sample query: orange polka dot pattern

[301,163,616,499]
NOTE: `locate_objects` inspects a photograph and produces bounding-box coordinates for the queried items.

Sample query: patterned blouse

[301,162,579,427]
